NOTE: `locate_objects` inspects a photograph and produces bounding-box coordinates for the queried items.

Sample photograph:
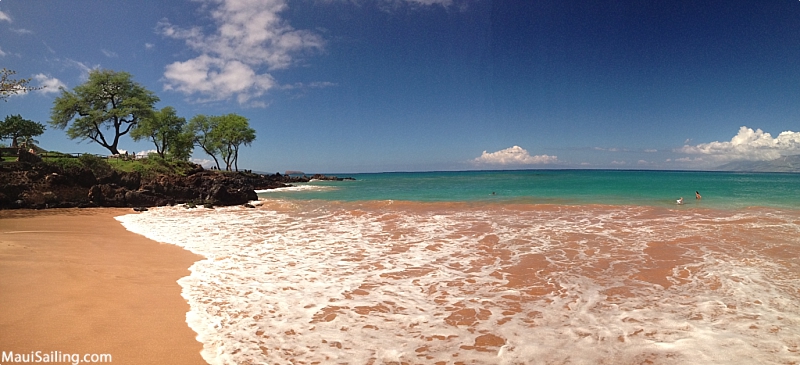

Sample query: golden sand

[0,208,205,365]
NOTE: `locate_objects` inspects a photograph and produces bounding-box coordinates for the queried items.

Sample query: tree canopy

[187,115,223,170]
[187,113,256,171]
[130,106,189,159]
[0,114,46,148]
[49,69,159,155]
[1,68,42,101]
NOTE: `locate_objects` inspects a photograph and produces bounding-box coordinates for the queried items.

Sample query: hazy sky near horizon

[2,0,800,173]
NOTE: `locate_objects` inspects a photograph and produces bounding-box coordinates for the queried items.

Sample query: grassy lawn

[2,151,202,177]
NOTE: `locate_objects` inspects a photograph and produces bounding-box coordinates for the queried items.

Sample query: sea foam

[116,201,800,364]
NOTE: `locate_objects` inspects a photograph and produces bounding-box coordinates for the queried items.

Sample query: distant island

[714,155,800,173]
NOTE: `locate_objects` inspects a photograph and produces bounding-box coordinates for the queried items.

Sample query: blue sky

[2,0,800,173]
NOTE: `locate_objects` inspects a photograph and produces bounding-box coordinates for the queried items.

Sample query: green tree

[130,106,188,159]
[169,130,195,161]
[50,69,158,155]
[186,113,256,171]
[1,68,42,101]
[216,114,256,172]
[186,114,223,170]
[0,114,46,148]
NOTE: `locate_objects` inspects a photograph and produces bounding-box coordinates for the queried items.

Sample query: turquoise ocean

[118,170,800,365]
[261,169,800,209]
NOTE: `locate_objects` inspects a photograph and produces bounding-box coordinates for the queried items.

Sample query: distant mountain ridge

[715,155,800,173]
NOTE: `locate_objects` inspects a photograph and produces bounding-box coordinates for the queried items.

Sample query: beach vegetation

[130,106,192,160]
[49,69,159,155]
[1,68,42,101]
[78,154,114,177]
[187,113,256,172]
[105,154,199,177]
[0,114,46,148]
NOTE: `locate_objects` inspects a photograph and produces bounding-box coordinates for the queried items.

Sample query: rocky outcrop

[0,162,324,210]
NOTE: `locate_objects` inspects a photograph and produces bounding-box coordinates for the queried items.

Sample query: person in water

[677,197,684,205]
[696,191,702,199]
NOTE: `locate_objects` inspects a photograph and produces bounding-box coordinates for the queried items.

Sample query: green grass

[36,151,199,178]
[106,155,198,176]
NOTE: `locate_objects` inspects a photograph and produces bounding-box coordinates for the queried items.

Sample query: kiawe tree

[1,68,42,101]
[130,106,188,159]
[0,114,46,148]
[187,113,256,171]
[187,114,223,170]
[50,69,158,155]
[216,113,256,172]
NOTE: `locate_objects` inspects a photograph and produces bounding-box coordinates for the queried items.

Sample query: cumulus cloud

[191,158,216,168]
[159,0,324,105]
[0,11,11,22]
[644,149,657,153]
[473,146,558,165]
[137,149,159,157]
[33,74,67,94]
[678,126,800,162]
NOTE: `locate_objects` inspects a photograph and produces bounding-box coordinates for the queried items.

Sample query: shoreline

[0,208,206,365]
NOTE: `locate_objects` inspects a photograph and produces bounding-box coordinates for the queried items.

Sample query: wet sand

[0,208,205,365]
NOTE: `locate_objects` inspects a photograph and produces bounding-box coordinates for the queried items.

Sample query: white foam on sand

[116,202,800,365]
[255,184,334,194]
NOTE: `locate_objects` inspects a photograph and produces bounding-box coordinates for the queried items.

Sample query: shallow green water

[258,170,800,209]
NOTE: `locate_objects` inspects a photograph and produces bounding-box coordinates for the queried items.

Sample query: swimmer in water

[677,197,684,205]
[696,191,702,199]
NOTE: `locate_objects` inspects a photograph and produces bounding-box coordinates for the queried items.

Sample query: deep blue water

[258,170,800,209]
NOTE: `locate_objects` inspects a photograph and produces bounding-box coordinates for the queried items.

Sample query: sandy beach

[0,208,206,365]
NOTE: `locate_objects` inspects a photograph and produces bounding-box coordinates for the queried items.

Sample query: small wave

[116,203,800,365]
[255,184,334,193]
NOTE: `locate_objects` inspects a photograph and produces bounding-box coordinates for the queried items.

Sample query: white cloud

[644,149,657,153]
[611,160,626,165]
[145,43,155,50]
[0,47,5,57]
[679,126,800,162]
[0,11,11,22]
[159,0,324,105]
[674,157,703,163]
[472,146,558,165]
[33,74,67,94]
[59,58,98,81]
[593,147,624,152]
[191,158,216,168]
[101,49,118,58]
[11,28,32,34]
[136,149,158,157]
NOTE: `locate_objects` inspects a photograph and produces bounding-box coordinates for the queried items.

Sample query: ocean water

[258,170,800,209]
[116,170,800,364]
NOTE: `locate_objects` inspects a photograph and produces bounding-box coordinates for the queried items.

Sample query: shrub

[78,154,113,178]
[45,157,82,171]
